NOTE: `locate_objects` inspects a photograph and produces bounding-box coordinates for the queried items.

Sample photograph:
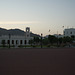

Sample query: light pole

[62,26,65,45]
[25,31,26,48]
[57,31,59,46]
[62,26,64,35]
[49,29,50,35]
[9,34,11,48]
[41,33,43,48]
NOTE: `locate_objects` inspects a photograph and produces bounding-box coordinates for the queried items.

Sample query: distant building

[64,28,75,37]
[0,27,33,46]
[53,34,63,38]
[44,34,63,38]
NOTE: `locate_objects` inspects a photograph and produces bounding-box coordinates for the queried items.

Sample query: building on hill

[54,28,75,38]
[63,28,75,37]
[0,27,33,46]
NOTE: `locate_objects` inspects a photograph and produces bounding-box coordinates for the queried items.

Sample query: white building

[64,28,75,37]
[0,27,33,46]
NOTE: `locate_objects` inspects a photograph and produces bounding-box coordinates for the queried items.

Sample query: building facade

[0,27,33,46]
[64,28,75,37]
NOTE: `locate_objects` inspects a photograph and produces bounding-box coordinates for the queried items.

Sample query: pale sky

[0,0,75,36]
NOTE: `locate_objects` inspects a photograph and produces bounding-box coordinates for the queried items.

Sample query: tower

[26,27,30,38]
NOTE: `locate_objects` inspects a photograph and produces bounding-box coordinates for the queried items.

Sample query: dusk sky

[0,0,75,36]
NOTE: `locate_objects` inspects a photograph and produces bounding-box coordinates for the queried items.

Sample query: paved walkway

[0,48,75,75]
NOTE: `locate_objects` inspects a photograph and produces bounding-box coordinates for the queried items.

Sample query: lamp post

[25,31,26,48]
[57,31,59,46]
[62,26,65,45]
[41,33,43,48]
[9,34,11,48]
[49,29,50,35]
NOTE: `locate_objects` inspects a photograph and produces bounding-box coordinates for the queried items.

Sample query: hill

[0,28,40,37]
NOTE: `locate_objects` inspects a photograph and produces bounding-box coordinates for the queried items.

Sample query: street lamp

[62,26,65,45]
[9,34,11,48]
[25,31,26,48]
[41,33,43,48]
[49,29,50,35]
[57,31,59,46]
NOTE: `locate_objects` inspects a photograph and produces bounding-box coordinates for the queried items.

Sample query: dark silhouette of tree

[71,35,75,40]
[48,35,58,45]
[42,37,49,45]
[58,37,63,44]
[29,39,34,46]
[33,37,40,45]
[63,36,73,44]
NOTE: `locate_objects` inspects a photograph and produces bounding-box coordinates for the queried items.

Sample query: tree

[71,35,75,41]
[58,37,63,44]
[29,39,34,46]
[63,36,73,44]
[42,37,49,45]
[33,37,40,45]
[48,35,58,45]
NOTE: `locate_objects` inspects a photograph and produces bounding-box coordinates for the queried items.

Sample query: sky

[0,0,75,36]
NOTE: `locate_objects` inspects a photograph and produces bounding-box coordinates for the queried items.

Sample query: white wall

[0,35,33,46]
[64,28,75,37]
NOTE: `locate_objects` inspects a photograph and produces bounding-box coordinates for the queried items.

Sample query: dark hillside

[0,27,40,37]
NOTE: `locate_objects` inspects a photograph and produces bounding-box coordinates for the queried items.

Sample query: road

[0,48,75,75]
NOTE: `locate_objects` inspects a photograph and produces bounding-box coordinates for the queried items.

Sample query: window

[12,40,14,44]
[70,32,72,34]
[26,29,29,32]
[7,40,10,44]
[20,40,22,44]
[64,31,65,35]
[27,29,29,32]
[27,35,29,37]
[16,40,18,44]
[67,32,68,34]
[25,40,27,44]
[1,40,6,45]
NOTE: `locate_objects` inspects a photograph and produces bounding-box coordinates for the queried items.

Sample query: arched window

[12,40,14,44]
[27,29,29,32]
[20,40,22,44]
[7,40,10,44]
[70,32,72,34]
[16,40,18,44]
[27,35,29,37]
[25,40,27,44]
[1,40,6,45]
